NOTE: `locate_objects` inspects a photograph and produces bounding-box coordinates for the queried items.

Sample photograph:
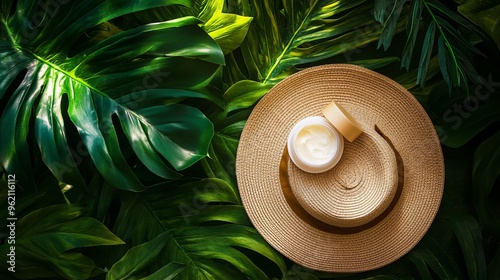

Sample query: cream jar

[287,101,363,173]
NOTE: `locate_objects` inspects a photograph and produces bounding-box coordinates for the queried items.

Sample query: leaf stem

[263,0,318,83]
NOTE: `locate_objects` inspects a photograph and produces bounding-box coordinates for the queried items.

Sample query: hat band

[279,126,405,233]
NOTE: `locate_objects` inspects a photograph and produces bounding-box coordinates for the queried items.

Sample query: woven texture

[289,129,398,228]
[236,64,445,272]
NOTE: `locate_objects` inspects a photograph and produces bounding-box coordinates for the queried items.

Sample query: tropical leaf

[0,1,224,192]
[407,236,462,280]
[113,178,286,279]
[472,130,500,235]
[278,265,320,280]
[377,0,410,51]
[416,21,436,86]
[0,204,124,279]
[374,0,483,92]
[487,246,500,280]
[120,0,253,54]
[107,231,185,280]
[433,93,500,148]
[231,0,401,84]
[457,0,500,50]
[452,215,487,280]
[201,133,240,190]
[402,0,423,70]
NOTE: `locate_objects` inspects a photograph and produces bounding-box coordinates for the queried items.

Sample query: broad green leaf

[0,204,123,279]
[452,215,487,280]
[223,80,274,114]
[407,251,433,280]
[114,178,285,279]
[201,133,240,190]
[457,0,500,50]
[107,231,184,280]
[125,0,253,54]
[435,94,500,148]
[487,246,500,280]
[141,262,185,280]
[472,130,500,235]
[279,265,319,280]
[408,236,462,280]
[0,1,224,191]
[204,11,253,54]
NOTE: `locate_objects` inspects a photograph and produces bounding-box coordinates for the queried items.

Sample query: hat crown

[289,127,399,228]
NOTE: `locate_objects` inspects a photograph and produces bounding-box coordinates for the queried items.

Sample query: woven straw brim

[236,64,444,272]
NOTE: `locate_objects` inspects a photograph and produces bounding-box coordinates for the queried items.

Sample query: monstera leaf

[119,0,253,54]
[0,0,224,192]
[113,178,286,279]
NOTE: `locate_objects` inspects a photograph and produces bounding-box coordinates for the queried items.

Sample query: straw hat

[236,64,444,272]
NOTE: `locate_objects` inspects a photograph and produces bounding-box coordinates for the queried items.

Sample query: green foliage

[107,232,185,280]
[457,0,500,50]
[0,0,223,192]
[0,0,499,279]
[453,215,487,280]
[374,0,484,92]
[113,178,285,279]
[234,0,389,83]
[0,205,123,279]
[472,130,500,235]
[121,0,253,54]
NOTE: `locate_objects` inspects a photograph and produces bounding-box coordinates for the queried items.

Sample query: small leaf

[107,232,183,280]
[428,0,484,33]
[437,35,460,91]
[374,0,394,23]
[472,130,500,234]
[378,0,410,51]
[223,80,274,114]
[402,0,423,70]
[205,13,253,54]
[452,215,487,280]
[417,21,437,87]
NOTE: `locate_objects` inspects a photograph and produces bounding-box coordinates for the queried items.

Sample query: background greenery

[0,0,499,279]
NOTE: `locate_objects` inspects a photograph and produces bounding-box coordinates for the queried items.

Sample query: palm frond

[113,178,286,279]
[375,0,484,92]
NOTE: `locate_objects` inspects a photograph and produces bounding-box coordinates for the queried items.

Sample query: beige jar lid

[322,100,363,142]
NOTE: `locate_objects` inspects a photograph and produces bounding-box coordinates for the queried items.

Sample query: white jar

[287,116,344,173]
